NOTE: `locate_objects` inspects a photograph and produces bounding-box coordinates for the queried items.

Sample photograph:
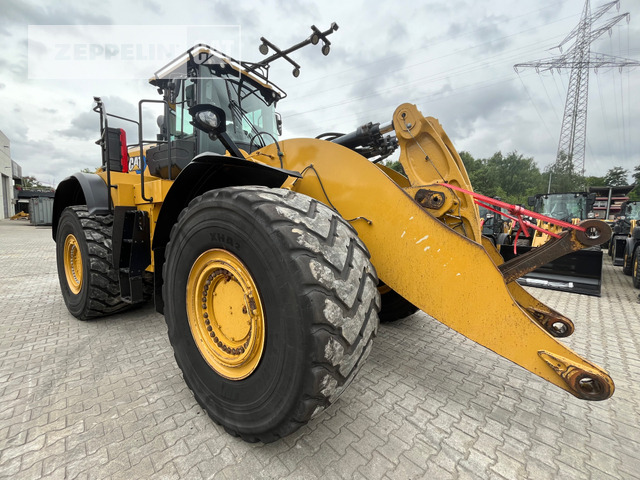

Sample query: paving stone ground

[1,218,639,479]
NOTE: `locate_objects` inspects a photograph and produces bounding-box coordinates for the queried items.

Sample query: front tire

[163,187,380,442]
[633,248,640,289]
[55,206,129,320]
[623,249,633,275]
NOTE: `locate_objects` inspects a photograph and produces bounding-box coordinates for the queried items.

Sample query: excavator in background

[52,25,613,443]
[499,192,604,297]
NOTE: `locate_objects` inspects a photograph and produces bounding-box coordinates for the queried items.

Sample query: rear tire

[633,249,640,289]
[378,285,419,323]
[55,206,129,320]
[163,187,380,442]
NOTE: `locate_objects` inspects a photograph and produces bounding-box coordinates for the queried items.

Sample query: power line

[514,0,639,176]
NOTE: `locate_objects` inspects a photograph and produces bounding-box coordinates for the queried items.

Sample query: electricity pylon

[514,0,639,176]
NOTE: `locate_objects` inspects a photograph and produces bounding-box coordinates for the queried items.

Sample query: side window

[174,79,195,138]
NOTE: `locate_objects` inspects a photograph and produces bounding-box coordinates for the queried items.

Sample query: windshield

[535,193,586,221]
[199,68,279,151]
[625,202,640,220]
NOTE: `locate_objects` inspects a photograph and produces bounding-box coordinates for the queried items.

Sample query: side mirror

[185,84,196,108]
[527,196,535,207]
[189,104,227,137]
[275,112,283,136]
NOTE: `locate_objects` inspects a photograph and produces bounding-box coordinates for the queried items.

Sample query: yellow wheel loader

[499,192,605,296]
[53,25,613,443]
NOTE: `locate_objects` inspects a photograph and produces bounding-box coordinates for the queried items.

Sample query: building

[0,130,23,219]
[588,185,635,220]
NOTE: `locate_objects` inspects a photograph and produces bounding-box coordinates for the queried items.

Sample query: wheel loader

[610,201,640,286]
[499,192,605,296]
[52,25,614,443]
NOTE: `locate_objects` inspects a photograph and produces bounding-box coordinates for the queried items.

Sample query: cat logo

[128,155,143,172]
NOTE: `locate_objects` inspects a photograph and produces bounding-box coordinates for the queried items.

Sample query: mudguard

[52,173,110,239]
[152,152,299,313]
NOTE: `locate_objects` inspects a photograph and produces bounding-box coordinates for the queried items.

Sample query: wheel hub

[186,249,265,380]
[63,234,83,294]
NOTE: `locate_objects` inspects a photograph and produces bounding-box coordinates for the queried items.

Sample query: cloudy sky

[1,0,639,187]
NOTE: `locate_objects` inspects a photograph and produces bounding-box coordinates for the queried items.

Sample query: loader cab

[622,201,640,221]
[529,192,595,223]
[147,46,284,179]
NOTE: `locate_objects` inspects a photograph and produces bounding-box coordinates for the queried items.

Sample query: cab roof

[149,44,287,104]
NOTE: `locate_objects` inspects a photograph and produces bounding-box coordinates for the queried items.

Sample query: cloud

[0,83,5,90]
[141,0,164,15]
[445,14,512,54]
[57,111,97,139]
[2,1,113,25]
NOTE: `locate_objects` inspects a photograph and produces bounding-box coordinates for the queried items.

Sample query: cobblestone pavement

[1,218,639,479]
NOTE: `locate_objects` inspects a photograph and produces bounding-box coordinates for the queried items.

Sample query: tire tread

[164,187,380,442]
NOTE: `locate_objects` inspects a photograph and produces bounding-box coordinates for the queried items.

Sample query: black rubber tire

[610,240,616,263]
[162,186,380,443]
[55,206,130,320]
[378,286,419,323]
[623,248,633,275]
[633,248,640,289]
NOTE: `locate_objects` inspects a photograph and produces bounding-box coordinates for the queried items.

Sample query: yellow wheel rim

[186,249,265,380]
[634,253,638,278]
[63,234,83,294]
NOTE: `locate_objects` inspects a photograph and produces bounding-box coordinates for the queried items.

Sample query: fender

[152,152,299,313]
[625,235,638,260]
[52,173,110,239]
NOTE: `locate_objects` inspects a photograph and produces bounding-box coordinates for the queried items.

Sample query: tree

[603,166,629,187]
[584,175,606,187]
[460,151,495,196]
[460,150,546,205]
[629,165,640,201]
[22,176,49,189]
[484,151,545,204]
[545,151,584,193]
[383,160,406,176]
[632,165,640,186]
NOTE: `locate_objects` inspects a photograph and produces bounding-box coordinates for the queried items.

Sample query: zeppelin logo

[210,233,240,250]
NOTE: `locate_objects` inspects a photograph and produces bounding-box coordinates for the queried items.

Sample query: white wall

[0,130,14,218]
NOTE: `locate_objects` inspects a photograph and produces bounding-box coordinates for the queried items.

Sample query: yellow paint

[63,234,83,294]
[99,100,612,398]
[98,171,172,271]
[186,249,265,380]
[253,104,612,398]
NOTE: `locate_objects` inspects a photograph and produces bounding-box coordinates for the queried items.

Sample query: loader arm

[253,103,613,401]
